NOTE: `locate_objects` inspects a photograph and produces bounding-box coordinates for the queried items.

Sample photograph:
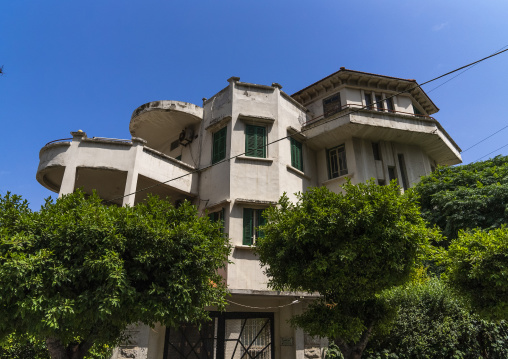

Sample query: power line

[462,125,508,153]
[226,299,300,309]
[105,47,508,204]
[475,143,508,162]
[427,45,508,94]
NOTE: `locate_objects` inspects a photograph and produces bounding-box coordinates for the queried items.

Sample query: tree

[256,181,433,359]
[440,226,508,321]
[414,155,508,240]
[364,275,508,359]
[0,190,231,359]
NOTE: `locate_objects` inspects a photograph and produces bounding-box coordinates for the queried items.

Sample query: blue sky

[1,1,508,209]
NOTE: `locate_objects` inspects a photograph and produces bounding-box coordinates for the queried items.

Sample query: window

[388,166,397,183]
[364,92,373,110]
[398,154,409,190]
[290,138,303,171]
[413,103,423,116]
[385,97,394,112]
[209,208,225,233]
[323,93,342,117]
[375,94,384,111]
[212,126,227,164]
[372,142,381,161]
[327,144,348,179]
[243,208,266,245]
[245,125,266,158]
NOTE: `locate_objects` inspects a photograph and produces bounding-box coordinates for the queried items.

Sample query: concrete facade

[36,68,461,359]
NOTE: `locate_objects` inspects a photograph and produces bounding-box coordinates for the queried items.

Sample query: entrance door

[163,312,275,359]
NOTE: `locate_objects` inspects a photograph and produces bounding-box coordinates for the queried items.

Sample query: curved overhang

[129,100,203,151]
[36,137,198,204]
[303,110,462,166]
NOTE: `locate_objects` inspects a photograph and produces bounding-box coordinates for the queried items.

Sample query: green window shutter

[256,209,266,239]
[243,208,254,245]
[290,138,303,171]
[255,126,266,158]
[245,125,256,157]
[212,127,227,164]
[245,125,266,158]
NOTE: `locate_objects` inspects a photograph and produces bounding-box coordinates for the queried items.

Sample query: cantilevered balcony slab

[129,100,203,153]
[37,132,198,205]
[303,109,462,166]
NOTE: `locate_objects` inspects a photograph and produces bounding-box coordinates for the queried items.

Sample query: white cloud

[432,22,449,31]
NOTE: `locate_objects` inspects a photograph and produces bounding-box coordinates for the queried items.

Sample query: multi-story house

[36,68,462,359]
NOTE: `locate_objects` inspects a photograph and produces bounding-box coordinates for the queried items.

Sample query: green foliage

[0,334,111,359]
[0,333,48,359]
[441,226,508,321]
[364,277,508,359]
[0,190,231,358]
[414,155,508,240]
[325,342,344,359]
[256,180,432,346]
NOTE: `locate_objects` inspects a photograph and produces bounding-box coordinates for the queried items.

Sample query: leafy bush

[364,278,508,359]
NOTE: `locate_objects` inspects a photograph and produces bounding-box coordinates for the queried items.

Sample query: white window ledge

[236,156,274,164]
[321,172,354,186]
[286,165,311,180]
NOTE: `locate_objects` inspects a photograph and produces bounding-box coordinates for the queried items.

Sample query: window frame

[245,124,266,158]
[322,93,342,118]
[326,144,348,179]
[212,126,227,164]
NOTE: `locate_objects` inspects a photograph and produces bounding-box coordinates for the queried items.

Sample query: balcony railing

[304,103,435,126]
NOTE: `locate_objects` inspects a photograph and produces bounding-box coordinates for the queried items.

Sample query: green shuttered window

[209,208,225,233]
[245,125,266,158]
[243,208,266,245]
[290,138,303,171]
[212,126,227,164]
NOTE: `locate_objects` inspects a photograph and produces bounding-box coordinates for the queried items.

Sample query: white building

[36,68,462,359]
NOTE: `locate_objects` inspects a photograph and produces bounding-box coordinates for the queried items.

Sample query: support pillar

[122,137,146,207]
[59,131,86,197]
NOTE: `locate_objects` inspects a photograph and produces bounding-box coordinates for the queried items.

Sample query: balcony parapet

[301,104,462,166]
[37,132,198,198]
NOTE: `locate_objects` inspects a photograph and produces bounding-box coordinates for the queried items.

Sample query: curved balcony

[36,132,198,205]
[129,100,203,153]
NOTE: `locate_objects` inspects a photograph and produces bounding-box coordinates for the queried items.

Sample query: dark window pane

[323,93,342,117]
[385,97,394,112]
[375,94,384,111]
[364,93,373,110]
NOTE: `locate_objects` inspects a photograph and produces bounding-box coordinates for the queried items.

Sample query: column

[59,130,86,197]
[122,137,146,207]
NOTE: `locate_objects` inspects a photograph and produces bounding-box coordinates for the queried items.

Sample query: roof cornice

[291,68,439,115]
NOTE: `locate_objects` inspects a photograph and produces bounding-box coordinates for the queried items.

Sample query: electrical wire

[427,45,508,94]
[475,143,508,162]
[461,125,508,153]
[226,299,300,309]
[105,47,508,204]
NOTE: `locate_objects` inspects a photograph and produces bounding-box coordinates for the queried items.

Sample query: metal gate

[163,312,275,359]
